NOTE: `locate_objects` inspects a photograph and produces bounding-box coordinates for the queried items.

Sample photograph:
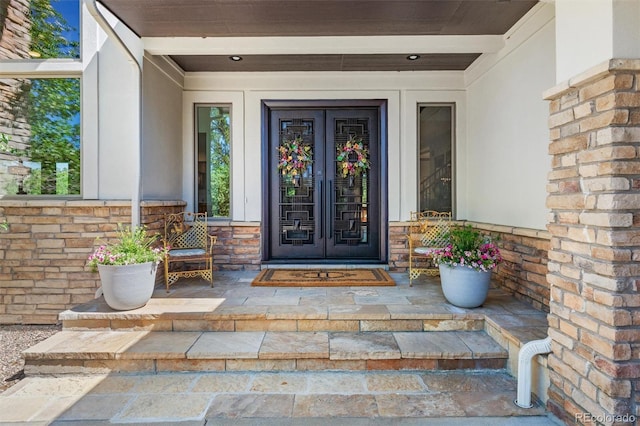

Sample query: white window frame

[0,0,91,198]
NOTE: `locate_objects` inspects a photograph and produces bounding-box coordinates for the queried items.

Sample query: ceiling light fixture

[406,54,420,61]
[229,56,243,61]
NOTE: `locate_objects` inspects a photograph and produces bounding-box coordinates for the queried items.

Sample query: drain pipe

[515,335,552,408]
[85,0,143,227]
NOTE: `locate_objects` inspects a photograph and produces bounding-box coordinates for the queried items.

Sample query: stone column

[544,59,640,424]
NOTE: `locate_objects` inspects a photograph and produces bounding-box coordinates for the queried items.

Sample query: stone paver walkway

[0,370,559,425]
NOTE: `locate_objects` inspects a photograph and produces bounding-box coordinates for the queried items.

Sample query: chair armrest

[208,235,217,254]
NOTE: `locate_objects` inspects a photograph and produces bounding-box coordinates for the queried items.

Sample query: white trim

[182,92,245,219]
[143,54,185,89]
[465,2,555,87]
[0,60,83,77]
[143,35,504,56]
[184,71,466,92]
[81,3,99,199]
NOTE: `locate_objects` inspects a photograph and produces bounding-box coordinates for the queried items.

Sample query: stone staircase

[10,274,556,423]
[22,292,544,376]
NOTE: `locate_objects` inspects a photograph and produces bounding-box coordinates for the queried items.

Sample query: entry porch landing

[26,271,548,376]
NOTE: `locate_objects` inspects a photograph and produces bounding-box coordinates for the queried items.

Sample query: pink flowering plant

[433,225,502,272]
[336,136,370,178]
[87,225,166,272]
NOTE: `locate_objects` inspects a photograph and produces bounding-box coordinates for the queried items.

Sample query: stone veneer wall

[544,59,640,425]
[389,221,550,312]
[0,200,261,325]
[0,200,135,324]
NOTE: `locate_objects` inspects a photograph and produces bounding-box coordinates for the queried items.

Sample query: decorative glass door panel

[267,106,381,261]
[270,110,324,258]
[325,109,379,259]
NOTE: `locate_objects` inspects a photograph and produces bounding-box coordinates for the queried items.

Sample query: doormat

[251,268,395,287]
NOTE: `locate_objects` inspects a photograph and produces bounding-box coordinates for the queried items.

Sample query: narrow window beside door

[418,104,454,213]
[196,105,231,218]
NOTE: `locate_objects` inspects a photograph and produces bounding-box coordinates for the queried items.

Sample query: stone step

[23,329,507,375]
[59,297,487,333]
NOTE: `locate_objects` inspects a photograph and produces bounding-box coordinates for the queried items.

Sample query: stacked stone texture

[0,0,30,59]
[481,225,550,312]
[0,200,263,324]
[209,224,261,270]
[545,60,640,425]
[0,201,131,324]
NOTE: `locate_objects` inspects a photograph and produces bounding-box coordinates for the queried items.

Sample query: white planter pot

[439,264,491,308]
[97,262,158,310]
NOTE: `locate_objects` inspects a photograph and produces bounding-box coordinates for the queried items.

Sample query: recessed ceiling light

[229,56,243,61]
[406,55,420,61]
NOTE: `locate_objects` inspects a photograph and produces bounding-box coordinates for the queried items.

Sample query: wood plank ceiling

[97,0,539,72]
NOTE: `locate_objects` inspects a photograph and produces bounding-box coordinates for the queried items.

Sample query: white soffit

[142,35,504,56]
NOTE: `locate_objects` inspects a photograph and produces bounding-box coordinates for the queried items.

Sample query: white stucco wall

[555,0,640,83]
[464,17,555,230]
[91,7,143,200]
[141,55,184,199]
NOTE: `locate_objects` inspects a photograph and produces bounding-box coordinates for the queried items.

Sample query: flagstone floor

[0,271,561,425]
[0,370,560,425]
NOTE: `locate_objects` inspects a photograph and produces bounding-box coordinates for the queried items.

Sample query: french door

[263,101,386,262]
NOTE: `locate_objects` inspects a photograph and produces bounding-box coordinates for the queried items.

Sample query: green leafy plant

[87,225,166,272]
[432,225,502,272]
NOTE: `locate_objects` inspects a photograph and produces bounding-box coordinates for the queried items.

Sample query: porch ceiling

[97,0,539,72]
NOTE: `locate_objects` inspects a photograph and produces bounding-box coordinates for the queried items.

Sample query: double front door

[264,102,385,262]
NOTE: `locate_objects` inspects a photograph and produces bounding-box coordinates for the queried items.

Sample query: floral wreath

[277,136,313,178]
[336,136,370,178]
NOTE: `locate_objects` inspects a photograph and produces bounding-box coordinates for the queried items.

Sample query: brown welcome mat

[251,268,395,287]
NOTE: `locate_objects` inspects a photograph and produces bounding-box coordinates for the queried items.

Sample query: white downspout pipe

[85,0,143,227]
[515,335,552,408]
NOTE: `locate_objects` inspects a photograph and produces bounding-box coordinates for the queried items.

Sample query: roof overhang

[96,0,540,72]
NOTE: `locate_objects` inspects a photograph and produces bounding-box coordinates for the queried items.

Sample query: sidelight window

[417,104,454,213]
[196,105,231,218]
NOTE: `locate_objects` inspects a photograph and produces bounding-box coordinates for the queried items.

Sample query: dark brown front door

[263,101,386,262]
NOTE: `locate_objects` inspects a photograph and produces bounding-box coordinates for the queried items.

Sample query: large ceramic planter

[439,264,491,308]
[97,262,158,310]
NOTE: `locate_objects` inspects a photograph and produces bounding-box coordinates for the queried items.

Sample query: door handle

[328,180,333,239]
[319,180,323,239]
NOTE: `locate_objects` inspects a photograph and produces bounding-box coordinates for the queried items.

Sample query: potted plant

[432,225,502,308]
[88,225,165,310]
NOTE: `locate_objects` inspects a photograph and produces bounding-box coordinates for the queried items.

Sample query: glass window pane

[0,78,81,195]
[0,0,80,60]
[418,105,453,213]
[196,105,231,219]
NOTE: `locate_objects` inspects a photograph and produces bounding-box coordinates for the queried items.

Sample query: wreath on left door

[277,136,313,178]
